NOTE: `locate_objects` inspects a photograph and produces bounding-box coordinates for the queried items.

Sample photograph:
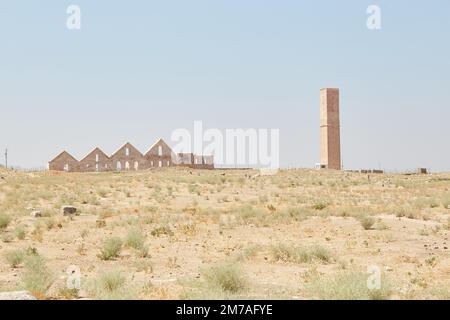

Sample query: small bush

[44,217,55,230]
[0,214,12,230]
[270,244,311,264]
[31,223,44,242]
[359,216,375,230]
[133,259,153,273]
[21,254,54,296]
[100,272,126,292]
[151,225,174,237]
[97,189,109,198]
[1,233,13,243]
[86,271,135,300]
[234,205,267,223]
[125,228,146,251]
[5,249,25,268]
[270,244,333,264]
[202,263,246,293]
[98,237,122,260]
[235,244,260,262]
[180,223,197,236]
[312,202,328,211]
[309,245,333,263]
[58,287,79,300]
[306,271,392,300]
[96,220,107,228]
[441,197,450,209]
[394,208,407,218]
[413,197,439,209]
[14,224,27,240]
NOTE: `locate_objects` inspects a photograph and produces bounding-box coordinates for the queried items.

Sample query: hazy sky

[1,1,449,171]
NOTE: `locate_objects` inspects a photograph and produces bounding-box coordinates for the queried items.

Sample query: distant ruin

[48,138,214,172]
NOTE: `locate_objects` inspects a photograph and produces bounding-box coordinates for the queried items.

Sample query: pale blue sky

[1,1,449,171]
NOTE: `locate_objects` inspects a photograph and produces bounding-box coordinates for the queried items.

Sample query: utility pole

[4,148,7,169]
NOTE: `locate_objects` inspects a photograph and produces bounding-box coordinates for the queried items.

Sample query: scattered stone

[0,291,37,300]
[62,206,77,216]
[30,211,42,218]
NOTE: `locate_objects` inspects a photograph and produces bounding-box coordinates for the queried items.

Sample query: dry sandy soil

[0,167,449,300]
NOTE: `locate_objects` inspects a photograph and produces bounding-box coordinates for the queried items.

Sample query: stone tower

[320,88,341,170]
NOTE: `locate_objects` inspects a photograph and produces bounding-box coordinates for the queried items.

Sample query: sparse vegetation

[358,215,376,230]
[21,253,54,297]
[125,228,148,257]
[0,168,449,299]
[98,237,123,260]
[0,214,12,230]
[270,244,333,264]
[306,270,392,300]
[14,224,27,240]
[5,249,25,268]
[86,271,135,300]
[151,225,174,237]
[202,262,246,293]
[125,228,146,251]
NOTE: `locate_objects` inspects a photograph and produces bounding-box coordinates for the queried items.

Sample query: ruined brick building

[49,138,214,172]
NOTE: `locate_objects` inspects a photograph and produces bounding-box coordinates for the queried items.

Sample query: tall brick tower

[320,88,341,170]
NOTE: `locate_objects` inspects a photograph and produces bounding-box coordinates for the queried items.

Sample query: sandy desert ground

[0,167,449,300]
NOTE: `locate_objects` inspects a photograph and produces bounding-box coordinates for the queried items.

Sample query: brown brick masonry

[49,138,214,172]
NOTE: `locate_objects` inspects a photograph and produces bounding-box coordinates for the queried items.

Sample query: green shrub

[312,201,329,211]
[270,244,333,264]
[5,249,25,268]
[309,245,333,263]
[270,244,311,264]
[306,271,392,300]
[86,271,135,300]
[359,216,375,230]
[21,254,53,296]
[98,237,122,260]
[100,272,126,292]
[14,224,27,240]
[151,225,174,237]
[125,228,146,251]
[0,214,12,230]
[202,263,246,293]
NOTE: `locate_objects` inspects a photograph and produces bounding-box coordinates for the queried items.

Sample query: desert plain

[0,167,449,299]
